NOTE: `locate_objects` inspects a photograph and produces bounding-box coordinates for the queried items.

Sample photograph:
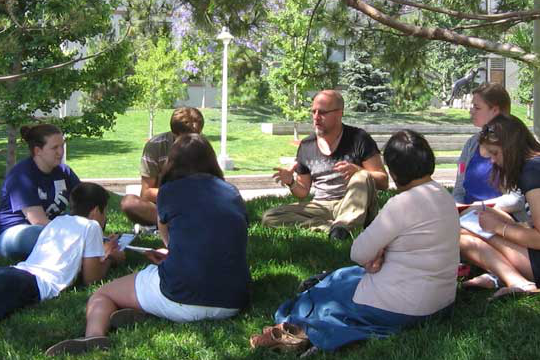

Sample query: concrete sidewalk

[84,168,457,201]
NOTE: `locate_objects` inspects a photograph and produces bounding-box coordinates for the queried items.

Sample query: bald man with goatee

[262,90,388,240]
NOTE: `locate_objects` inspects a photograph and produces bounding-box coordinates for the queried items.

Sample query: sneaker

[328,225,351,241]
[109,308,148,329]
[45,336,110,356]
[133,224,158,235]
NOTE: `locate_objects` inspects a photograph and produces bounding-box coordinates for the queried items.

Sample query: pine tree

[342,52,392,112]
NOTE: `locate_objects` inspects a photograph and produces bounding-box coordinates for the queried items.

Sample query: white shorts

[135,264,239,323]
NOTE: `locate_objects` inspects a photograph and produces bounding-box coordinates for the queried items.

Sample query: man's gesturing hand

[333,161,360,182]
[272,163,298,187]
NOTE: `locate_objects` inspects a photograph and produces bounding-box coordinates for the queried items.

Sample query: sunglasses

[310,108,341,116]
[479,124,498,142]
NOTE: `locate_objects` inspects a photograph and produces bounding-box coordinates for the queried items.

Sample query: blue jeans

[0,267,40,320]
[0,224,44,259]
[275,266,454,351]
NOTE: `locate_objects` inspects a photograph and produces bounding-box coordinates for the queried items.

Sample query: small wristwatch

[285,179,296,190]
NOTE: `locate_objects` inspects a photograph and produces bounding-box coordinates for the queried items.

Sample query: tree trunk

[5,55,22,173]
[201,79,207,109]
[148,110,154,139]
[62,141,67,164]
[534,0,540,137]
[6,124,18,173]
[292,81,299,141]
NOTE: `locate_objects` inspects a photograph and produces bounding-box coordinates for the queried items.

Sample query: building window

[489,57,506,88]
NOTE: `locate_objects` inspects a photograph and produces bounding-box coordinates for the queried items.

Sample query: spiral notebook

[459,210,495,239]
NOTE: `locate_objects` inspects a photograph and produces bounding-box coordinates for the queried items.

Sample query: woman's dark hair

[383,130,435,187]
[160,133,224,185]
[472,83,511,115]
[479,114,540,191]
[69,182,109,217]
[20,124,62,155]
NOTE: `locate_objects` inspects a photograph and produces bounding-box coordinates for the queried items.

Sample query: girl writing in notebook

[460,114,540,298]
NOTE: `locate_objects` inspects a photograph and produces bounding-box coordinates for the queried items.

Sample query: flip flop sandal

[463,273,500,290]
[488,283,540,301]
[109,308,149,330]
[45,336,110,356]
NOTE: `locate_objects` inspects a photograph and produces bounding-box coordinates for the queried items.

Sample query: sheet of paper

[118,234,137,251]
[459,210,494,239]
[125,245,153,253]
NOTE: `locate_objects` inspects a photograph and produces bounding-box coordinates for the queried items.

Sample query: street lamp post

[217,27,234,170]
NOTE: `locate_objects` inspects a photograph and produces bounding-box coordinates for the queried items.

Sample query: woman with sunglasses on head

[454,83,525,290]
[460,114,540,298]
[0,124,80,259]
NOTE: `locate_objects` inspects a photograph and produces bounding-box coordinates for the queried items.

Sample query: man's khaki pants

[261,170,379,233]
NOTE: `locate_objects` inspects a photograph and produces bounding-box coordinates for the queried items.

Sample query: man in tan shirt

[121,107,204,226]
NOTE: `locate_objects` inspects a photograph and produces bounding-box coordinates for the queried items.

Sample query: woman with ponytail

[0,124,80,259]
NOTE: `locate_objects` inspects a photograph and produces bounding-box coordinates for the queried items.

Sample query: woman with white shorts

[46,134,250,356]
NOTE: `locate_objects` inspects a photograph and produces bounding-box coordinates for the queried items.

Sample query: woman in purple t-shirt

[454,83,517,207]
[0,124,79,259]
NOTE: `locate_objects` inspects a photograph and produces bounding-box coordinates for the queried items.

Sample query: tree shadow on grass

[248,224,351,276]
[246,195,298,223]
[0,289,91,354]
[66,139,135,160]
[250,273,302,309]
[206,134,239,142]
[230,106,284,124]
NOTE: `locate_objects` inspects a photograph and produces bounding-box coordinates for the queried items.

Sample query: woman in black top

[460,114,540,299]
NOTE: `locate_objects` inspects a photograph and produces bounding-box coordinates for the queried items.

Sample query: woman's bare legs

[85,273,142,337]
[460,230,535,289]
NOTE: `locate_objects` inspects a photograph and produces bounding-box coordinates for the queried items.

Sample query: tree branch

[451,18,522,31]
[0,53,100,82]
[301,0,325,76]
[344,0,540,68]
[5,0,51,33]
[386,0,540,21]
[4,0,89,35]
[5,0,24,29]
[0,26,131,82]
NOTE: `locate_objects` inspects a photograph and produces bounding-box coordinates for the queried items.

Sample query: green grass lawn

[0,106,477,179]
[0,104,531,179]
[1,191,540,360]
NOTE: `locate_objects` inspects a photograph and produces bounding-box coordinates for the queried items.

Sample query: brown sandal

[250,323,309,352]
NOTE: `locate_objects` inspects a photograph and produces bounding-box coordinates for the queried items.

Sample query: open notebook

[117,234,137,251]
[459,210,495,239]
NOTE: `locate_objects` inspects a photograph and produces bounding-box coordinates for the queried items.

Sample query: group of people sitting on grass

[0,84,538,356]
